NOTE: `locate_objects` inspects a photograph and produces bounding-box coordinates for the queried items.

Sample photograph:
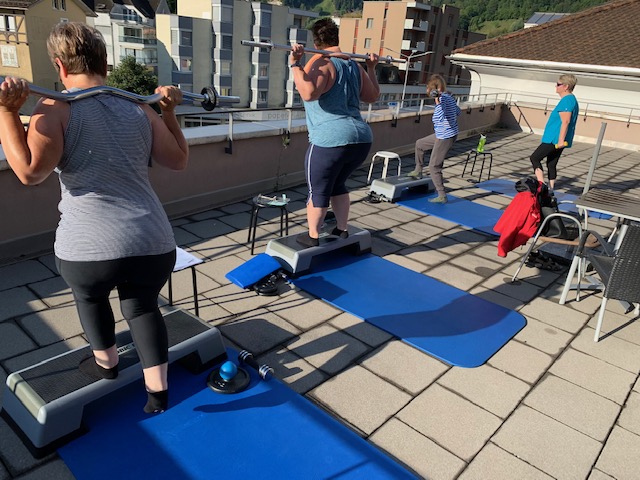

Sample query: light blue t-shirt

[542,94,579,147]
[303,57,372,147]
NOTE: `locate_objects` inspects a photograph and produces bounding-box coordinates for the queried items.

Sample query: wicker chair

[587,224,640,342]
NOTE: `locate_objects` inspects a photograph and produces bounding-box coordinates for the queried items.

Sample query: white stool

[367,151,402,184]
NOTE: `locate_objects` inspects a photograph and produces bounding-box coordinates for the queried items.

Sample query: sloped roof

[0,1,38,7]
[453,0,640,69]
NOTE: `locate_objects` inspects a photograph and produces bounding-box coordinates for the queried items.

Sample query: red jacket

[494,191,540,257]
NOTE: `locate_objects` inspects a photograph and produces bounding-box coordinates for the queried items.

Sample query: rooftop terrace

[1,129,640,479]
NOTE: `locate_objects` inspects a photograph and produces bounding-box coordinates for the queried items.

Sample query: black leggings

[530,142,563,181]
[56,250,176,369]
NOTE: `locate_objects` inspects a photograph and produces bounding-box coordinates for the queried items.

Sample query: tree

[106,56,158,96]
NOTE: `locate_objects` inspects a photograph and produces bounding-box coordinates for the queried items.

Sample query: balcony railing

[119,55,157,65]
[119,35,157,45]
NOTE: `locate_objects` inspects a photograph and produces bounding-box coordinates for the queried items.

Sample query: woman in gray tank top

[0,22,189,414]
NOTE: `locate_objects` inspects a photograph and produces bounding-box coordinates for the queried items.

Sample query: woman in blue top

[411,74,461,204]
[290,18,380,247]
[530,74,579,190]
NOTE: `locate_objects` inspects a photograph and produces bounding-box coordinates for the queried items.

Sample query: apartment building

[0,0,95,111]
[157,0,317,109]
[338,1,484,103]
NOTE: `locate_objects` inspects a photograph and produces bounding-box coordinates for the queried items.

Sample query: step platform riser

[370,175,433,202]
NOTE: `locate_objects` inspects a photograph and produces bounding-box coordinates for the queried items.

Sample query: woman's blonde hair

[558,74,577,92]
[47,22,107,77]
[427,74,446,92]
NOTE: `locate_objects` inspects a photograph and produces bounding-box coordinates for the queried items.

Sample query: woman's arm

[557,111,572,148]
[144,86,189,170]
[0,77,66,185]
[359,54,380,104]
[290,44,334,102]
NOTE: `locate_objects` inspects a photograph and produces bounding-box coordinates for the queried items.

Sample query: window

[219,60,231,75]
[220,87,231,97]
[258,90,268,103]
[261,12,271,27]
[213,5,233,22]
[178,84,192,93]
[180,58,192,71]
[221,35,232,50]
[364,38,371,49]
[259,65,268,77]
[366,18,373,28]
[171,29,192,47]
[1,45,18,67]
[448,15,453,26]
[52,0,66,10]
[0,15,17,32]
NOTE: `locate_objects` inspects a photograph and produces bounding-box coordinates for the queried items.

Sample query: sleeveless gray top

[54,94,175,261]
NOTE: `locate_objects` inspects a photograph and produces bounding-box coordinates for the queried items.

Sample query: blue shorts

[305,142,371,208]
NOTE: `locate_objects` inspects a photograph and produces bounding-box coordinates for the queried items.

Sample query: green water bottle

[477,134,486,153]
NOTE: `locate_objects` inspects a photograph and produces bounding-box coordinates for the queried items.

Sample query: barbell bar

[241,40,407,65]
[0,76,240,111]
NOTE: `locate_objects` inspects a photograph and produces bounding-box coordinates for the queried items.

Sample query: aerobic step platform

[369,174,433,202]
[265,226,371,275]
[1,308,227,457]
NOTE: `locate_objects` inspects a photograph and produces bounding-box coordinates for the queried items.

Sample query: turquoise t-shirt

[541,94,579,147]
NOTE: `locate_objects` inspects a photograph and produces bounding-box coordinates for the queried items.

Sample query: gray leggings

[55,250,176,369]
[415,134,457,195]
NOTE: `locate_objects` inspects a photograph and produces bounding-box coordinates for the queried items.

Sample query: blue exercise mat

[292,253,526,368]
[397,192,501,236]
[474,178,611,219]
[58,351,415,479]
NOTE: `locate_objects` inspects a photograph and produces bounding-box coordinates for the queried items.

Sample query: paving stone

[186,235,248,261]
[180,218,236,239]
[0,287,48,323]
[438,364,529,419]
[285,324,370,375]
[428,263,484,291]
[14,458,76,480]
[328,312,393,347]
[458,442,554,480]
[0,460,7,480]
[450,252,505,277]
[18,305,84,347]
[0,260,55,291]
[361,340,449,395]
[488,340,554,384]
[513,317,573,356]
[398,245,451,269]
[519,297,590,333]
[524,374,620,441]
[370,417,466,480]
[0,322,36,361]
[265,290,341,330]
[384,252,431,273]
[0,417,53,477]
[482,272,542,303]
[468,287,525,311]
[206,283,281,315]
[587,469,616,480]
[397,383,501,461]
[549,348,636,404]
[595,426,640,479]
[259,347,328,394]
[618,391,640,436]
[570,327,640,373]
[27,276,74,308]
[586,312,640,346]
[3,337,88,374]
[311,365,411,435]
[492,406,602,480]
[219,309,300,355]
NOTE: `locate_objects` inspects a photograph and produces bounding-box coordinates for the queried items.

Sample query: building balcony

[119,36,157,45]
[404,19,429,31]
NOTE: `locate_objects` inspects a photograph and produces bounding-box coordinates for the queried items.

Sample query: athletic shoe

[407,170,423,179]
[428,195,448,204]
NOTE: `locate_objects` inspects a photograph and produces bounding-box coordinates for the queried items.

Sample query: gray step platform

[265,226,371,275]
[369,174,433,202]
[1,308,226,456]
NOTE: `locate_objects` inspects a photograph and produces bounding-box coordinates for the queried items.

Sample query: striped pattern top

[432,92,461,139]
[54,94,175,262]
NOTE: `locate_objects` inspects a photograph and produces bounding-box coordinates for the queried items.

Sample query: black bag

[515,176,538,194]
[537,185,569,239]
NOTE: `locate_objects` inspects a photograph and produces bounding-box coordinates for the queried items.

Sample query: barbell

[241,40,406,65]
[0,77,239,111]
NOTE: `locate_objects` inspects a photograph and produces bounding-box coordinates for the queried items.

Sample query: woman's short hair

[311,18,340,48]
[558,74,577,92]
[47,22,107,77]
[427,74,447,92]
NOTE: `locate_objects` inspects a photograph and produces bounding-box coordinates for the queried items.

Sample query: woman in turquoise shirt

[530,74,579,190]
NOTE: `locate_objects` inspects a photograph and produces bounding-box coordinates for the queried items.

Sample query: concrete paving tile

[519,297,591,333]
[0,287,48,323]
[458,443,554,480]
[468,287,525,311]
[428,263,485,291]
[195,254,246,287]
[219,309,300,355]
[2,337,87,374]
[311,365,411,435]
[396,219,446,238]
[381,225,429,248]
[180,217,236,239]
[383,252,428,273]
[172,226,202,246]
[397,383,502,461]
[472,244,514,265]
[258,347,328,394]
[285,324,370,375]
[205,283,281,315]
[0,460,7,480]
[450,252,505,278]
[482,272,542,303]
[595,426,640,480]
[0,323,36,361]
[586,312,640,346]
[265,290,341,330]
[377,207,422,223]
[492,406,602,480]
[587,469,616,480]
[438,364,529,419]
[0,260,55,291]
[524,374,620,441]
[193,299,235,326]
[370,417,466,480]
[488,340,554,384]
[618,391,640,437]
[370,235,404,256]
[513,317,573,356]
[635,376,640,393]
[421,234,476,257]
[549,348,636,404]
[328,312,393,348]
[0,417,54,477]
[361,340,449,395]
[17,305,84,347]
[14,459,76,480]
[359,212,404,230]
[570,327,640,373]
[187,235,249,261]
[399,246,452,268]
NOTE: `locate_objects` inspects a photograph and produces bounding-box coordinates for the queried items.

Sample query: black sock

[330,227,349,239]
[79,356,118,380]
[144,389,168,414]
[296,233,319,248]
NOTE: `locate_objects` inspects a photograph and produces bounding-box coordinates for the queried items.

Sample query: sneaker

[296,233,319,248]
[428,195,448,204]
[407,170,423,179]
[330,227,349,239]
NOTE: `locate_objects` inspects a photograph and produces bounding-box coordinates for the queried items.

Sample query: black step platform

[1,308,227,456]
